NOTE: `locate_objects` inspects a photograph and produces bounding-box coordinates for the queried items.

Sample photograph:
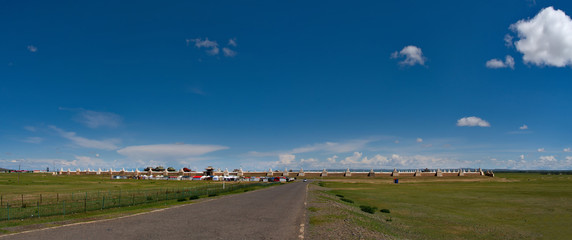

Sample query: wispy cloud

[60,107,122,128]
[519,124,528,130]
[117,143,228,160]
[228,38,237,47]
[222,47,237,57]
[50,126,120,150]
[22,137,43,144]
[391,45,426,66]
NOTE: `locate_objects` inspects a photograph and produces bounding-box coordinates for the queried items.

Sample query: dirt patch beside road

[306,183,392,240]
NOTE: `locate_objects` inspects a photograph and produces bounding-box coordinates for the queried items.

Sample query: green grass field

[318,173,572,239]
[0,173,273,231]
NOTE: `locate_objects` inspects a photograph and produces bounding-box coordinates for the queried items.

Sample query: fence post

[21,194,24,207]
[57,193,59,203]
[84,192,87,212]
[37,201,40,218]
[7,204,10,221]
[63,201,66,216]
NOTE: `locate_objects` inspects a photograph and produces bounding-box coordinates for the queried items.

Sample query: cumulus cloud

[117,144,228,160]
[564,148,571,152]
[222,47,237,57]
[50,126,120,150]
[277,154,296,165]
[340,152,363,165]
[416,138,423,143]
[519,124,528,130]
[510,6,572,67]
[486,55,515,69]
[27,45,37,52]
[456,116,491,127]
[327,155,338,163]
[391,45,426,66]
[537,148,545,152]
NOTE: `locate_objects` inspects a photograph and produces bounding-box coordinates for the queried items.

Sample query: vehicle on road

[303,179,307,182]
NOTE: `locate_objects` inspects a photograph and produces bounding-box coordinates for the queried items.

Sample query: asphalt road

[2,181,308,240]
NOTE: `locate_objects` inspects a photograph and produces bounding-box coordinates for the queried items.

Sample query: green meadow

[319,173,572,239]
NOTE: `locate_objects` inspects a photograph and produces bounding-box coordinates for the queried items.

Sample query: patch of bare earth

[306,184,394,240]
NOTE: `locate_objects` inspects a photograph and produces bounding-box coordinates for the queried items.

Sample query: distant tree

[183,167,191,172]
[144,167,151,171]
[153,166,165,171]
[167,167,176,172]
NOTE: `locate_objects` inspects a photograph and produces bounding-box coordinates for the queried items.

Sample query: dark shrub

[335,194,344,198]
[359,205,378,214]
[189,195,199,200]
[243,189,249,192]
[340,198,354,203]
[380,208,390,213]
[146,196,153,201]
[177,197,188,202]
[208,193,218,197]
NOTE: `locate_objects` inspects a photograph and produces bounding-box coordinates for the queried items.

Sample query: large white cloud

[391,45,426,66]
[456,116,491,127]
[511,6,572,67]
[117,144,228,160]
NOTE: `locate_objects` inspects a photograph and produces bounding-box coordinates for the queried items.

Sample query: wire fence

[0,182,274,221]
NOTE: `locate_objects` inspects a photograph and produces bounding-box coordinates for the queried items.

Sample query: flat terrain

[1,181,308,240]
[309,173,572,239]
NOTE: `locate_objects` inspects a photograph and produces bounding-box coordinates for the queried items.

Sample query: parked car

[303,179,307,182]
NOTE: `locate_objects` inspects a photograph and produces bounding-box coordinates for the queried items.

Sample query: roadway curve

[2,181,308,240]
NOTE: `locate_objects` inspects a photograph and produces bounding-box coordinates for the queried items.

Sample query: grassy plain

[0,173,272,234]
[317,173,572,239]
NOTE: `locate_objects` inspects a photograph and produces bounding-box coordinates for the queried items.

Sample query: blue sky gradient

[2,0,572,171]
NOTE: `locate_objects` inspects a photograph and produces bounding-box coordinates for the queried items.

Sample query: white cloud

[339,152,363,165]
[564,148,571,152]
[486,55,515,69]
[504,34,514,47]
[222,47,237,57]
[50,126,120,150]
[511,6,572,67]
[22,137,43,144]
[188,38,220,56]
[538,155,557,165]
[77,110,122,128]
[537,148,545,152]
[391,45,426,66]
[519,124,528,130]
[520,154,525,160]
[416,138,423,143]
[27,45,37,52]
[117,143,228,160]
[327,155,338,163]
[394,140,399,144]
[456,116,491,127]
[59,108,122,128]
[291,139,373,154]
[277,154,296,165]
[228,38,237,47]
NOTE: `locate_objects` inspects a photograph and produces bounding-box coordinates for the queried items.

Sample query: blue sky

[2,0,572,171]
